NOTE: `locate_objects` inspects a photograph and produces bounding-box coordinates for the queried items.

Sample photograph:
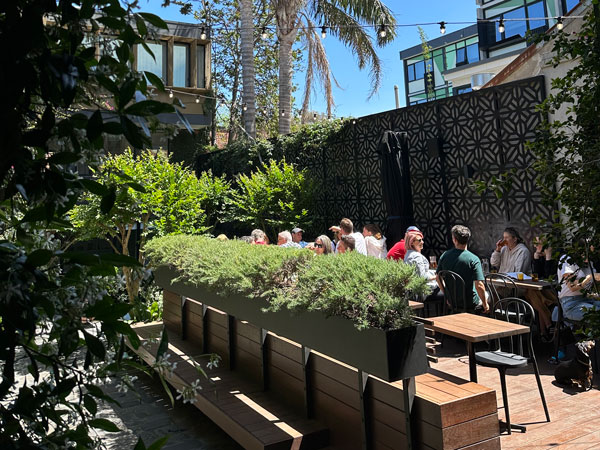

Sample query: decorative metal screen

[303,76,552,257]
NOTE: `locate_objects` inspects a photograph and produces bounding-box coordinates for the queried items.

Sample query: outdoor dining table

[419,313,529,383]
[487,274,553,291]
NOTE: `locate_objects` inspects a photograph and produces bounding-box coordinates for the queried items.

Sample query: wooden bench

[130,322,329,450]
[132,290,501,449]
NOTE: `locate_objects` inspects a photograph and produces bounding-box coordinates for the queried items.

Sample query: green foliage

[228,160,317,242]
[71,149,232,302]
[145,235,429,331]
[0,1,197,447]
[200,119,345,178]
[527,5,600,271]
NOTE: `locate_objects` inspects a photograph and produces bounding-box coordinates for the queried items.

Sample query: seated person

[329,218,366,255]
[251,229,268,245]
[277,231,302,248]
[387,225,422,261]
[404,233,444,308]
[291,227,308,248]
[363,224,387,259]
[308,235,334,255]
[558,244,600,322]
[492,227,553,334]
[336,235,355,254]
[533,236,557,279]
[437,225,489,313]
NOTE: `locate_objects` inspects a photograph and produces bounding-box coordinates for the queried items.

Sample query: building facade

[399,0,580,106]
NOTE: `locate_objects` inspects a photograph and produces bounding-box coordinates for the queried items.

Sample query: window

[466,43,479,64]
[454,85,472,95]
[137,42,167,82]
[173,43,189,87]
[492,1,547,44]
[197,44,206,88]
[563,0,578,13]
[456,47,466,65]
[504,7,527,39]
[407,61,425,82]
[527,1,546,31]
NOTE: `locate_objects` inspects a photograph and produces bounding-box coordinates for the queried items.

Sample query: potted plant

[146,235,430,381]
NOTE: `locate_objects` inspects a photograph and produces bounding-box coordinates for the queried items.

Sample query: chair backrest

[485,273,518,310]
[491,297,535,357]
[437,270,467,314]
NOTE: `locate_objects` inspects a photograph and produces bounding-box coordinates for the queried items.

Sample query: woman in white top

[557,247,600,322]
[403,233,437,288]
[362,224,387,259]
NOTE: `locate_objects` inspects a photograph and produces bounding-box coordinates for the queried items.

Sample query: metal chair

[484,273,518,311]
[437,270,469,314]
[475,297,551,434]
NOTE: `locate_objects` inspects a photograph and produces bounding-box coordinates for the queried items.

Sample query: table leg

[467,342,477,383]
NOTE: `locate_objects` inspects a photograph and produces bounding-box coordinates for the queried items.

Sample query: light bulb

[439,21,446,35]
[243,103,247,111]
[200,26,207,40]
[261,27,268,40]
[557,17,563,31]
[498,19,505,34]
[378,24,386,38]
[281,109,285,117]
[321,26,327,39]
[195,96,200,103]
[168,89,173,98]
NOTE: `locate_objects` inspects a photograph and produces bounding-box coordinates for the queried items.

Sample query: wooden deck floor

[432,337,600,449]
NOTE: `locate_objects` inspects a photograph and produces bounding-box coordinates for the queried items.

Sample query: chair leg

[531,356,551,422]
[498,368,511,435]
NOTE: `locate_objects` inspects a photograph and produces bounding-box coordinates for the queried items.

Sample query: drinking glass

[517,272,524,280]
[532,273,539,281]
[429,255,437,269]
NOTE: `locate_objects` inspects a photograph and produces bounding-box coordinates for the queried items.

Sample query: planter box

[154,265,428,382]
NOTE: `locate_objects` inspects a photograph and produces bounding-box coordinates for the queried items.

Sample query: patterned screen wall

[303,76,552,258]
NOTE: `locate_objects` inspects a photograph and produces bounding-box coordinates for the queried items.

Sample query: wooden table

[409,300,424,310]
[420,313,529,383]
[487,275,553,291]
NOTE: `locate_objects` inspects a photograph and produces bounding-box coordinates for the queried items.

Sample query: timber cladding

[163,291,500,450]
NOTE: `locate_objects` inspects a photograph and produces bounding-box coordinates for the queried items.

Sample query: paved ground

[94,370,242,450]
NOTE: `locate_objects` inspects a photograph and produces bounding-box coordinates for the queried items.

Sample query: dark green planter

[155,265,429,382]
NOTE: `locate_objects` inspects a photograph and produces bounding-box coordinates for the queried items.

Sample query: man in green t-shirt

[436,225,489,313]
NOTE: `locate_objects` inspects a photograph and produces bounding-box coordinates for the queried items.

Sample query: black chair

[485,273,518,311]
[437,270,468,314]
[552,299,580,362]
[475,297,551,434]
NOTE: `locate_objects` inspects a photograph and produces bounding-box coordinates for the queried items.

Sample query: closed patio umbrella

[378,130,414,247]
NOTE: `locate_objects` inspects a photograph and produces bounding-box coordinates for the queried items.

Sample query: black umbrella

[378,130,414,247]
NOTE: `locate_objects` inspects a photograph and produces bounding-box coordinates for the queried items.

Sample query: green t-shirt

[437,247,484,311]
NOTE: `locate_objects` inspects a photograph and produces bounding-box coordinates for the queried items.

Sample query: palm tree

[240,0,256,138]
[273,0,396,134]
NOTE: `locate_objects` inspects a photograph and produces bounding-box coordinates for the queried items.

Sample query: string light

[321,26,327,39]
[195,95,200,103]
[378,24,386,38]
[313,113,317,119]
[242,103,248,111]
[168,89,173,98]
[352,119,356,125]
[498,19,505,34]
[261,26,268,40]
[200,26,207,40]
[281,109,285,117]
[557,16,564,30]
[439,21,446,35]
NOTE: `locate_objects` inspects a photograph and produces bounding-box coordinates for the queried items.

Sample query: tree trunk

[275,0,302,135]
[240,0,256,138]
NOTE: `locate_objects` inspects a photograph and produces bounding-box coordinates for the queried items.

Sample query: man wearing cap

[291,228,308,248]
[387,226,422,261]
[329,218,367,255]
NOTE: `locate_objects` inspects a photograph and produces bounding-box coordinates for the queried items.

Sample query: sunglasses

[415,238,424,243]
[314,243,323,248]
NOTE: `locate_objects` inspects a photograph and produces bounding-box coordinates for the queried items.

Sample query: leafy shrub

[145,235,429,330]
[228,160,317,242]
[71,149,232,301]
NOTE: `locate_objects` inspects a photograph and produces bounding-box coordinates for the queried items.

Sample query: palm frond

[299,13,336,120]
[310,0,397,43]
[317,2,384,97]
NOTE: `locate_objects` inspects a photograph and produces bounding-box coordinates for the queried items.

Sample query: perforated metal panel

[303,76,552,257]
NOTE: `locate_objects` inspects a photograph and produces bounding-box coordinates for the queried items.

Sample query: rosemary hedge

[146,235,429,330]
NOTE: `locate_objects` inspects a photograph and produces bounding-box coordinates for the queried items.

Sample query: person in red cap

[387,226,422,261]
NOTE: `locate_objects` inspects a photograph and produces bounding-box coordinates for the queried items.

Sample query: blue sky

[140,0,477,118]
